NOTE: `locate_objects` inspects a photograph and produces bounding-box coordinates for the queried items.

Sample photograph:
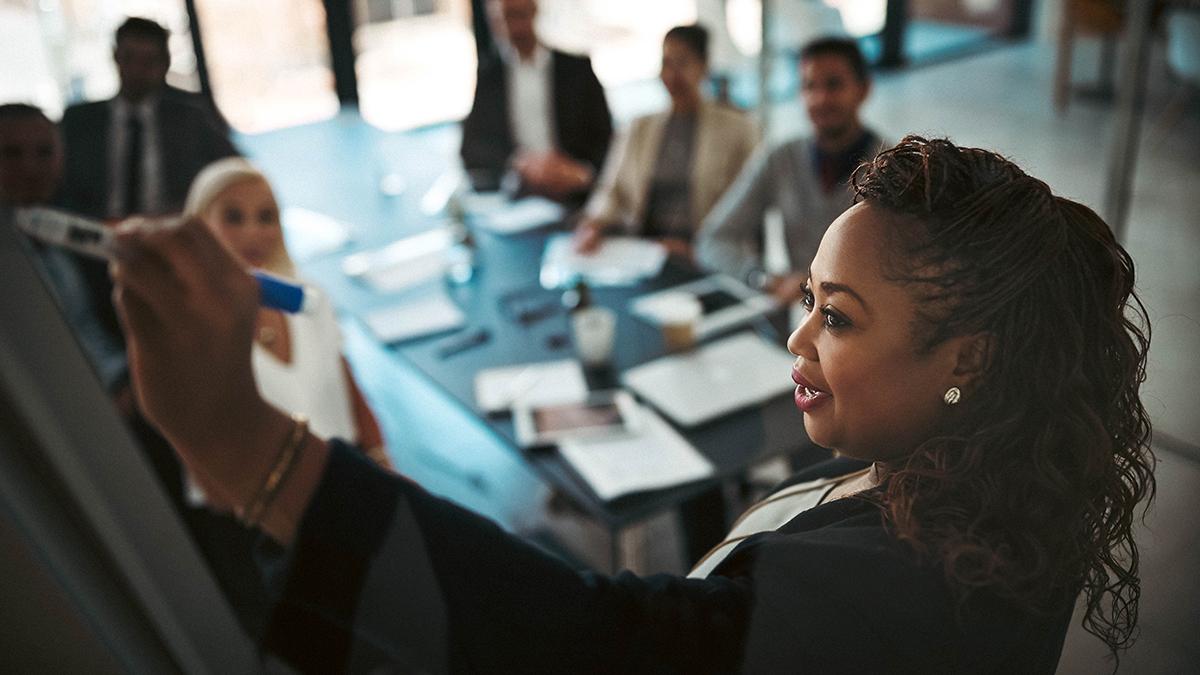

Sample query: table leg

[609,528,623,574]
[1104,0,1155,242]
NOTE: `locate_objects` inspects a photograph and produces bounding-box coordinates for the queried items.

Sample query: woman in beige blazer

[575,24,759,259]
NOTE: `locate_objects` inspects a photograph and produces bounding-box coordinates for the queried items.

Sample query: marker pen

[13,207,318,314]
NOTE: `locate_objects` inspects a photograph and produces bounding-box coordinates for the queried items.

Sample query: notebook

[621,332,797,427]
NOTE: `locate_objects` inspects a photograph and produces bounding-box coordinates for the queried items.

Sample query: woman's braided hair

[852,136,1155,661]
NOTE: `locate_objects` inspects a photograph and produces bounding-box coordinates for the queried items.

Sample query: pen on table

[437,328,491,358]
[13,206,318,314]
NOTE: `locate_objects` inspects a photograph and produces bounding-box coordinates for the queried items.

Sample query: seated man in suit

[0,103,126,392]
[461,0,613,202]
[57,16,239,343]
[696,37,888,304]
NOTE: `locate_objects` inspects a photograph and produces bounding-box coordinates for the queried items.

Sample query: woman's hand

[657,237,694,262]
[109,217,292,511]
[514,150,593,200]
[573,217,606,254]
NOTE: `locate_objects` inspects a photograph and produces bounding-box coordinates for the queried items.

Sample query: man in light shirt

[696,37,888,304]
[460,0,613,203]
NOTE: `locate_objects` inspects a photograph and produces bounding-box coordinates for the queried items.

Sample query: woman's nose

[786,308,819,361]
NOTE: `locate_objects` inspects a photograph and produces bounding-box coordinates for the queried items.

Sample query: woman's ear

[952,332,994,391]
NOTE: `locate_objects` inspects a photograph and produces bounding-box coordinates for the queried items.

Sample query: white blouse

[688,469,868,579]
[251,293,356,443]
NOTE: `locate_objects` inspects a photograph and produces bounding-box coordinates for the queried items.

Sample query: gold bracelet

[241,414,309,528]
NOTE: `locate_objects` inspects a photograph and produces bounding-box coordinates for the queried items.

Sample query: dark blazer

[57,94,238,344]
[460,48,613,193]
[261,443,1074,674]
[58,95,238,219]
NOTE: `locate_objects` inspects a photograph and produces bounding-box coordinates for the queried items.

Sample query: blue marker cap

[253,270,309,314]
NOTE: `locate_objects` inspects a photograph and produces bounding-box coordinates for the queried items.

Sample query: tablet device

[630,275,776,339]
[513,390,640,448]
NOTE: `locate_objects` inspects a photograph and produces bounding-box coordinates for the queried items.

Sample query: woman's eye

[223,209,243,226]
[800,288,815,310]
[821,307,850,330]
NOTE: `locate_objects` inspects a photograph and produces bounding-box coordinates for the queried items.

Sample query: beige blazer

[584,100,759,236]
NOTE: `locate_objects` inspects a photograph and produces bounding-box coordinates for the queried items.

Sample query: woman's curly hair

[851,136,1155,661]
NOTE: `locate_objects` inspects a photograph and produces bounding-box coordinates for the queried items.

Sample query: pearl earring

[943,387,962,406]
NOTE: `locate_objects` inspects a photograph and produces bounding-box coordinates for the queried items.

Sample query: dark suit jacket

[460,48,613,193]
[57,94,239,344]
[162,83,233,137]
[58,95,238,219]
[261,443,1074,674]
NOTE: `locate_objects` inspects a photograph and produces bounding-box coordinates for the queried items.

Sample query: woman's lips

[791,367,831,413]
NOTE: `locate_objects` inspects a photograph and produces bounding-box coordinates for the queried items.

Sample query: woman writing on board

[110,136,1153,672]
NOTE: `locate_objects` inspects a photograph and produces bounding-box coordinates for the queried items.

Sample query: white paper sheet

[341,228,455,293]
[362,289,466,344]
[557,404,714,501]
[465,194,564,235]
[473,360,589,414]
[281,207,352,262]
[539,234,668,288]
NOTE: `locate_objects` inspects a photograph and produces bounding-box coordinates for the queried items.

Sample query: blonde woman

[184,158,389,472]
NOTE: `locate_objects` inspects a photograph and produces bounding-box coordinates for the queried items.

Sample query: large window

[195,0,340,133]
[536,0,697,88]
[352,0,477,132]
[0,0,197,118]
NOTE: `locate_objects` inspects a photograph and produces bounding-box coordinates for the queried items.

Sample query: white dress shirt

[503,44,554,154]
[107,95,164,218]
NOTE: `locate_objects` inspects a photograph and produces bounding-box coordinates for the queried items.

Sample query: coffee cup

[571,306,617,367]
[655,293,703,351]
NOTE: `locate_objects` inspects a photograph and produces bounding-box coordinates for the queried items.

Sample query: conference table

[245,115,818,570]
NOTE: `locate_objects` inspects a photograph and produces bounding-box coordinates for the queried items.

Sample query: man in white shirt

[460,0,613,203]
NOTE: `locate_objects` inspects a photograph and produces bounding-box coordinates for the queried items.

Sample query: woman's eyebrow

[819,281,869,311]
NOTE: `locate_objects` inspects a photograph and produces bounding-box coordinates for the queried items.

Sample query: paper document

[558,404,714,501]
[341,228,455,293]
[281,207,352,262]
[540,234,668,289]
[362,288,466,344]
[464,194,564,235]
[474,359,589,414]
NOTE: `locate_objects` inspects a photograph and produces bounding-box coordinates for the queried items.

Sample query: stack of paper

[539,234,668,289]
[557,405,714,501]
[473,360,589,414]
